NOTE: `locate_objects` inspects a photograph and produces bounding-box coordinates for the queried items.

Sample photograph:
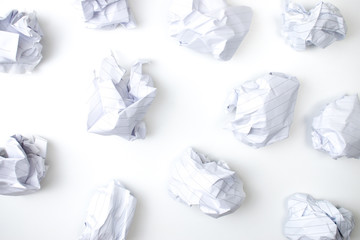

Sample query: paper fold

[282,1,347,50]
[168,148,246,218]
[284,193,355,240]
[87,54,157,140]
[78,0,136,29]
[0,134,48,195]
[0,10,43,73]
[169,0,252,60]
[312,94,360,159]
[226,72,300,148]
[79,180,137,240]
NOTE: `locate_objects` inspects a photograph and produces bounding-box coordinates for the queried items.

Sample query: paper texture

[0,10,43,73]
[225,72,299,148]
[87,54,157,140]
[168,148,246,218]
[169,0,252,61]
[282,1,347,50]
[0,135,47,195]
[312,94,360,159]
[284,193,354,240]
[78,0,136,29]
[79,180,137,240]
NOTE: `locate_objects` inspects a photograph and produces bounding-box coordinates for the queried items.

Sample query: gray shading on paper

[312,94,360,159]
[79,180,137,240]
[169,0,253,61]
[168,148,246,218]
[78,0,136,29]
[225,72,299,148]
[87,54,157,140]
[282,1,347,50]
[0,135,47,195]
[284,193,354,240]
[0,10,43,73]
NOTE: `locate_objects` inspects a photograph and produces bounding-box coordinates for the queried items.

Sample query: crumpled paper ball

[78,0,136,29]
[168,148,246,218]
[226,72,300,148]
[87,54,157,140]
[0,134,48,195]
[282,1,347,50]
[312,94,360,159]
[79,180,137,240]
[169,0,252,60]
[284,193,354,240]
[0,10,43,73]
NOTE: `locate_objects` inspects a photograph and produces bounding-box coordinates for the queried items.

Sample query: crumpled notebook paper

[79,180,137,240]
[312,94,360,159]
[0,135,47,195]
[169,0,253,61]
[225,72,300,148]
[284,193,354,240]
[0,10,43,73]
[282,1,347,50]
[78,0,136,29]
[87,54,157,140]
[168,148,246,218]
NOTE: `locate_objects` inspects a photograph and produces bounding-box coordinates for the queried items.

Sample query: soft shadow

[143,61,167,139]
[39,139,61,191]
[127,0,144,29]
[123,184,146,239]
[35,14,56,72]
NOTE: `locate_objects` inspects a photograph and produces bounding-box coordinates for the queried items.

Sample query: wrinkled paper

[312,94,360,159]
[78,0,136,29]
[169,0,252,61]
[0,10,43,73]
[284,193,354,240]
[0,135,47,195]
[226,72,300,148]
[282,1,347,50]
[168,148,246,218]
[80,180,137,240]
[87,54,157,140]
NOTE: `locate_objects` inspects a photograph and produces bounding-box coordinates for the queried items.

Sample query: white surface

[0,0,359,239]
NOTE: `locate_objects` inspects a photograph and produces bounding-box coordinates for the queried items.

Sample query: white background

[0,0,359,239]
